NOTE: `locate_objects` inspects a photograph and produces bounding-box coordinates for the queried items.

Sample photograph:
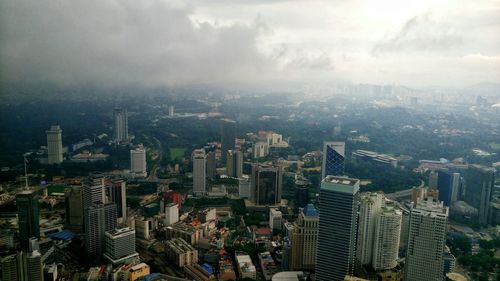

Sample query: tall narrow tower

[16,190,40,249]
[250,164,283,205]
[356,192,384,266]
[192,149,207,196]
[221,119,237,162]
[113,108,128,143]
[316,176,360,281]
[46,125,63,164]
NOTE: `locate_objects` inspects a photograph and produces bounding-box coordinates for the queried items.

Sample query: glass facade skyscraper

[16,190,40,249]
[321,141,345,180]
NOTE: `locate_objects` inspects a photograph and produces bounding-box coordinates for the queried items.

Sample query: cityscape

[0,1,499,281]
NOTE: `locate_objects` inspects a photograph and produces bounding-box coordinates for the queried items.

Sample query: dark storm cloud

[0,0,271,87]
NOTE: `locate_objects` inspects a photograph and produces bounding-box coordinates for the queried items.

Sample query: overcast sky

[1,0,499,90]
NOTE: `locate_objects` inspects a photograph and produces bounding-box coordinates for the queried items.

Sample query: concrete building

[16,190,40,249]
[221,119,237,162]
[168,105,175,117]
[130,145,147,178]
[316,176,360,281]
[226,149,243,178]
[321,142,345,179]
[129,263,150,281]
[113,108,128,143]
[106,179,127,221]
[356,192,384,266]
[405,198,449,281]
[1,253,23,281]
[351,150,397,168]
[166,222,203,245]
[238,177,251,198]
[193,149,207,196]
[372,205,402,270]
[165,203,179,226]
[46,125,63,164]
[184,264,217,281]
[206,151,216,179]
[65,186,84,233]
[252,142,269,159]
[84,203,118,258]
[289,204,319,271]
[165,238,198,267]
[235,253,257,279]
[135,217,153,240]
[26,249,43,281]
[463,164,495,225]
[104,227,138,264]
[269,208,283,230]
[251,164,283,205]
[83,176,106,210]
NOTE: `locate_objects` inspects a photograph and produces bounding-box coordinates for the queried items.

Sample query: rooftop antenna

[23,152,30,188]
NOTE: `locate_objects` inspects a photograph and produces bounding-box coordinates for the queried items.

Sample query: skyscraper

[46,125,63,164]
[221,119,237,162]
[321,141,345,179]
[130,145,147,178]
[250,164,283,205]
[84,203,118,258]
[104,227,138,264]
[106,179,127,221]
[372,205,402,270]
[226,149,243,178]
[65,186,84,233]
[206,151,216,179]
[16,190,40,249]
[405,198,448,281]
[463,164,495,225]
[316,176,360,281]
[113,108,128,143]
[356,192,384,266]
[83,177,106,211]
[437,169,461,206]
[289,204,319,271]
[192,149,207,196]
[1,253,23,281]
[26,249,43,281]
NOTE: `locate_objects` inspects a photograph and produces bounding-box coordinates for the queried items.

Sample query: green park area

[169,148,186,161]
[489,143,500,150]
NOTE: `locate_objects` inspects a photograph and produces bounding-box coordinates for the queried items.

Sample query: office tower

[250,164,283,205]
[239,177,251,198]
[428,171,438,189]
[84,203,118,258]
[168,105,175,117]
[106,179,127,221]
[165,203,179,225]
[321,141,345,179]
[372,205,402,270]
[83,177,106,211]
[269,208,283,230]
[399,208,410,254]
[226,149,243,178]
[46,125,63,164]
[221,119,237,162]
[1,253,23,281]
[356,193,384,267]
[65,186,84,233]
[130,145,147,178]
[206,151,216,179]
[438,170,461,206]
[252,142,269,159]
[16,190,40,249]
[463,164,495,225]
[289,204,319,271]
[113,108,128,143]
[104,227,138,264]
[26,249,44,281]
[192,149,207,196]
[316,176,360,281]
[405,198,448,281]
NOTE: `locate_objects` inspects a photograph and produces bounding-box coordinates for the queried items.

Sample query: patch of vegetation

[169,148,186,161]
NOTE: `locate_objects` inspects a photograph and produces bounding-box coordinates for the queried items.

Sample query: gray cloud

[372,13,463,56]
[0,0,272,88]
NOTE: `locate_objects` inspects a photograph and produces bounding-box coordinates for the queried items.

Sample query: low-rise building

[235,252,257,280]
[184,263,216,281]
[166,222,203,245]
[165,238,199,267]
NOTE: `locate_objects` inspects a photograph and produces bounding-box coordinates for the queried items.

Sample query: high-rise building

[252,142,269,159]
[106,179,127,221]
[192,149,207,196]
[130,145,147,178]
[84,203,118,258]
[356,192,384,266]
[83,177,106,211]
[26,249,43,281]
[168,105,175,117]
[16,190,40,249]
[316,176,360,281]
[321,141,345,179]
[65,186,84,233]
[221,119,237,162]
[250,164,283,205]
[437,170,461,206]
[165,203,179,226]
[1,253,23,281]
[226,149,243,178]
[104,227,138,264]
[46,125,63,164]
[289,204,319,271]
[206,151,216,179]
[269,208,283,230]
[372,205,402,270]
[405,198,448,281]
[113,108,128,143]
[463,164,495,225]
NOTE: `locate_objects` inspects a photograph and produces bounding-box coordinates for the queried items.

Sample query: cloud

[372,13,463,56]
[0,0,273,88]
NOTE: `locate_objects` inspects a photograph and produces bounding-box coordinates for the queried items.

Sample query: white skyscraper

[192,149,206,196]
[405,198,449,281]
[113,108,128,143]
[46,125,63,164]
[130,145,147,178]
[165,203,179,226]
[372,205,402,270]
[356,192,384,266]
